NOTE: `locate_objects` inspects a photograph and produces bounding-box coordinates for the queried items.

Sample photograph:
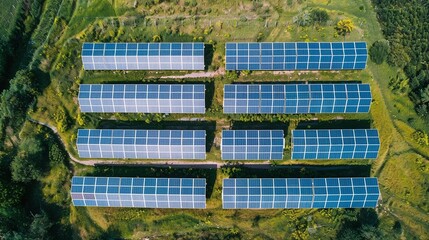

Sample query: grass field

[24,0,429,238]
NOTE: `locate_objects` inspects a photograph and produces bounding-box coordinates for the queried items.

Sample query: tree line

[372,0,429,122]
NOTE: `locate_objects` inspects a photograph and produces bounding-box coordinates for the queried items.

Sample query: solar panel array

[76,129,206,159]
[223,84,372,114]
[291,129,380,160]
[221,130,284,160]
[71,176,206,208]
[78,84,205,113]
[222,178,380,209]
[225,42,367,70]
[82,42,205,70]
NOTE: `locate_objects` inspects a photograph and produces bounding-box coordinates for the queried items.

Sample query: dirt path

[28,118,93,166]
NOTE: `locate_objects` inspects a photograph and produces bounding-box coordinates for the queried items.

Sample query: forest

[372,0,429,121]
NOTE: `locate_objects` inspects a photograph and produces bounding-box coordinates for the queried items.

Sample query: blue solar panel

[82,42,205,70]
[77,129,206,159]
[222,178,380,209]
[78,84,205,113]
[221,130,284,160]
[291,129,380,160]
[71,176,206,209]
[223,84,372,114]
[225,42,367,70]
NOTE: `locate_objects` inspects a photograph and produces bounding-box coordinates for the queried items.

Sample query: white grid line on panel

[363,178,368,208]
[364,130,369,159]
[326,42,332,70]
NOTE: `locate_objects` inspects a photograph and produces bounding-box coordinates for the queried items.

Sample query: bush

[310,9,329,25]
[49,142,67,164]
[54,107,70,133]
[369,40,390,64]
[412,130,429,146]
[293,11,312,27]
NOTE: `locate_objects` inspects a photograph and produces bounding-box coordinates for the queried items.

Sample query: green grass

[65,0,117,39]
[25,0,429,238]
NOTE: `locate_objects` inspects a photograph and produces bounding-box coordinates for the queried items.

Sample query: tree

[10,137,44,183]
[0,179,23,208]
[335,19,354,39]
[0,70,37,131]
[369,40,390,64]
[0,210,52,239]
[420,85,429,104]
[29,211,52,239]
[310,9,329,25]
[388,42,410,68]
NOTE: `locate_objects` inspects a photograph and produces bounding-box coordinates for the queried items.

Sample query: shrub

[310,9,329,25]
[335,19,354,37]
[293,11,312,27]
[412,130,429,146]
[49,142,67,164]
[54,107,70,133]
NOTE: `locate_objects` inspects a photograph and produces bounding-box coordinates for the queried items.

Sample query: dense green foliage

[11,137,44,183]
[0,124,73,239]
[310,9,329,25]
[0,0,43,89]
[49,142,67,164]
[0,0,24,86]
[0,70,38,142]
[373,0,429,121]
[0,154,24,209]
[369,40,390,64]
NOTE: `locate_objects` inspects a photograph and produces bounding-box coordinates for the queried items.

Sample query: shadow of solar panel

[225,42,367,71]
[221,130,284,160]
[223,84,372,114]
[82,42,205,70]
[291,129,380,160]
[78,84,205,113]
[77,129,206,160]
[71,177,206,209]
[222,178,380,209]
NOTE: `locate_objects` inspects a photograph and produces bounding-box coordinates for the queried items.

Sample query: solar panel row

[78,84,205,113]
[223,178,380,209]
[221,130,284,160]
[76,129,206,159]
[291,129,380,160]
[70,177,379,209]
[82,42,205,70]
[71,177,206,209]
[225,42,367,70]
[223,84,372,114]
[81,41,368,71]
